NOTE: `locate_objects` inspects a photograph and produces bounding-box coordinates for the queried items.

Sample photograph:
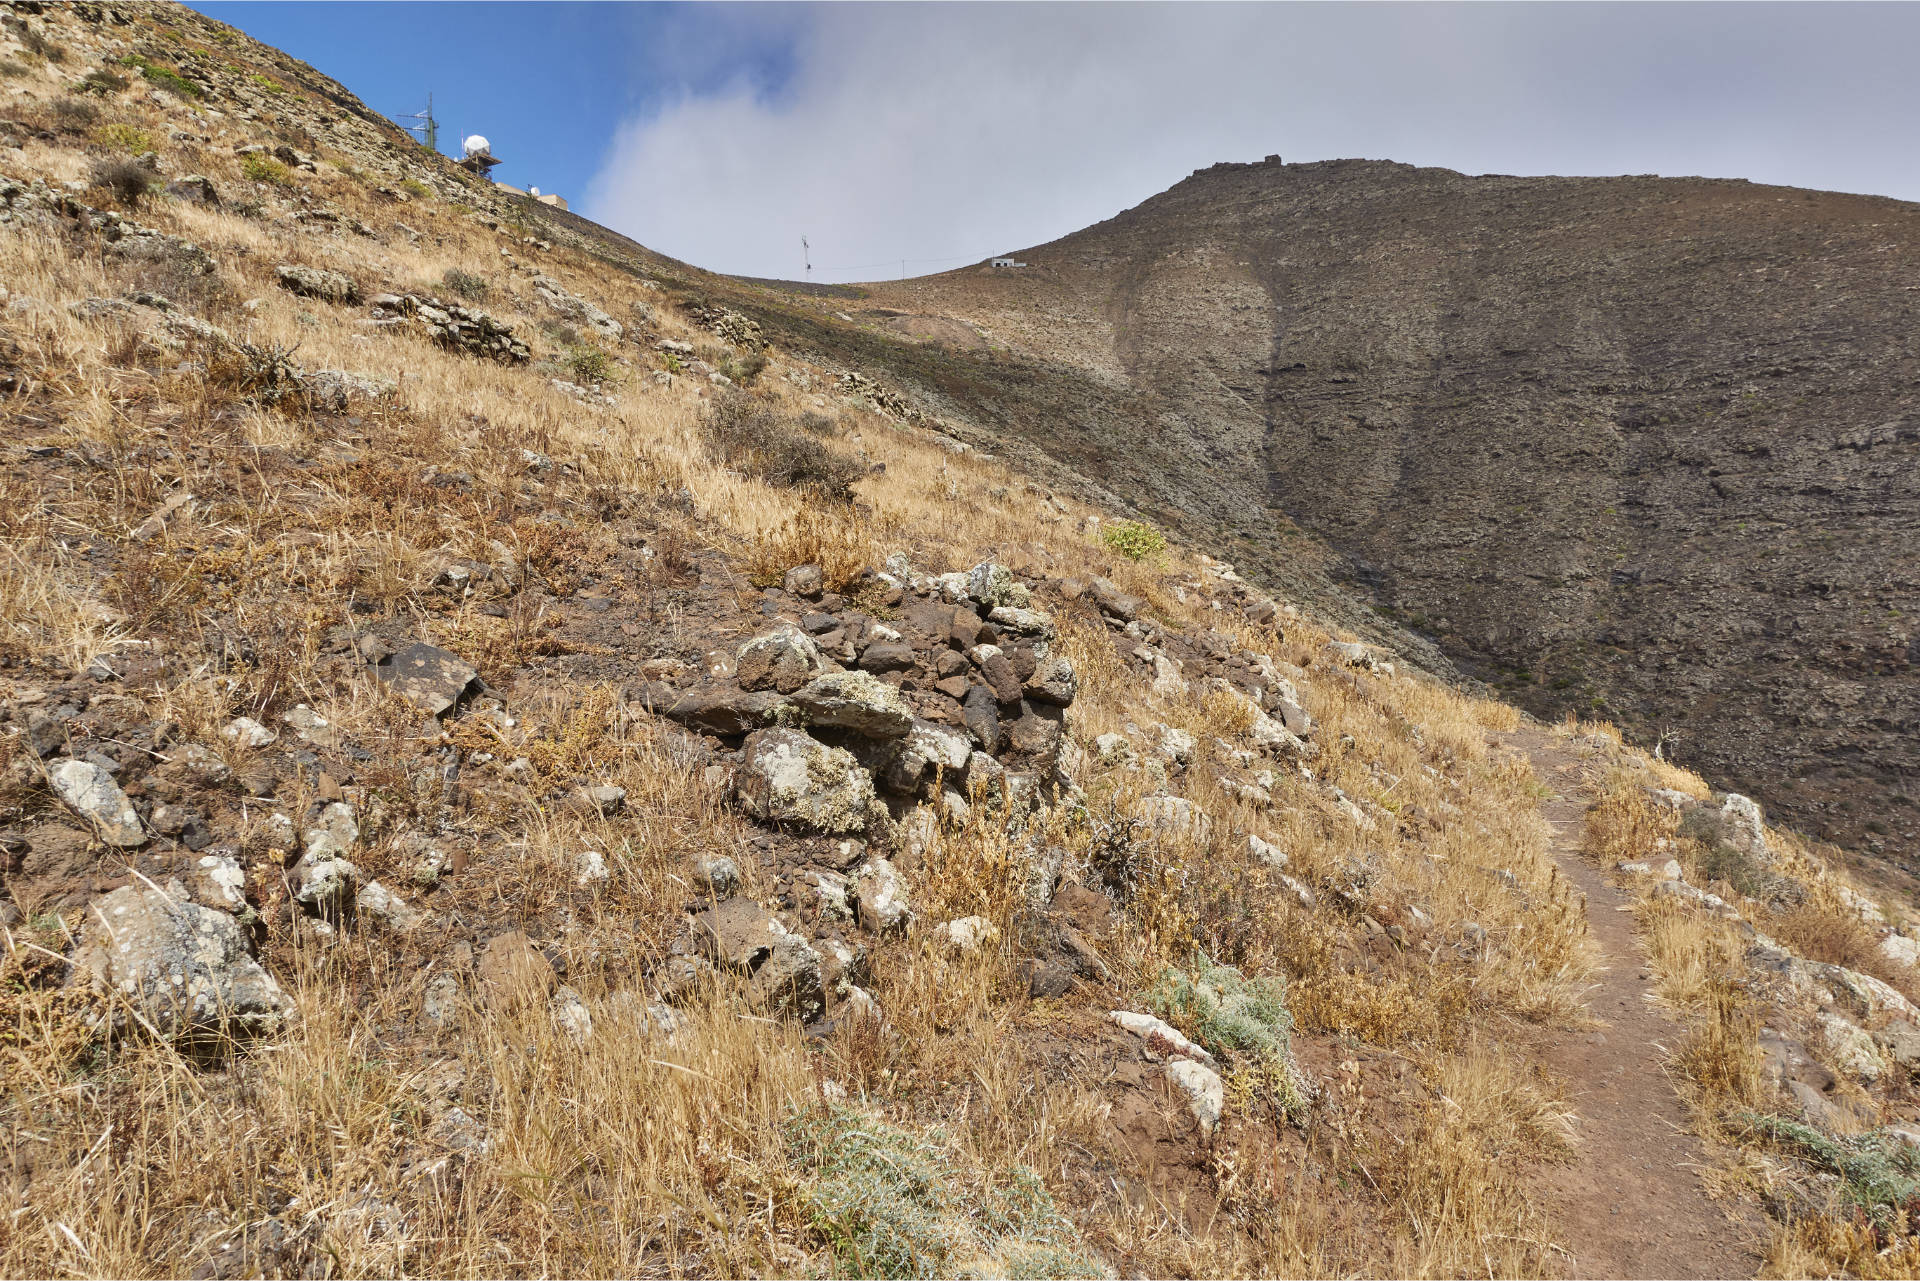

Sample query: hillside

[757,158,1920,870]
[4,5,1920,1279]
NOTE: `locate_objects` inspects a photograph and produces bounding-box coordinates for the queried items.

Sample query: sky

[193,2,1920,284]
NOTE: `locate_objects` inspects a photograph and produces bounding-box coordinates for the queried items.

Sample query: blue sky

[187,2,797,203]
[191,3,1920,285]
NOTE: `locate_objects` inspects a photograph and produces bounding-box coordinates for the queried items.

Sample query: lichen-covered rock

[737,729,882,834]
[1025,655,1078,705]
[376,642,480,716]
[737,624,826,694]
[853,857,911,933]
[72,885,291,1039]
[967,562,1031,609]
[791,671,914,739]
[275,263,358,304]
[643,682,794,736]
[877,719,973,795]
[49,759,145,847]
[304,369,396,412]
[369,293,530,364]
[531,274,622,341]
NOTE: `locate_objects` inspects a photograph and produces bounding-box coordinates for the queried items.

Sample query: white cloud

[585,3,1920,283]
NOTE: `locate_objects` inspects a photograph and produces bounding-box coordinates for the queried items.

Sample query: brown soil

[1512,725,1766,1279]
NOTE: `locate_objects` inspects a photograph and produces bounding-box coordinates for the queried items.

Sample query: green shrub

[439,268,489,302]
[1740,1114,1920,1227]
[1150,953,1306,1112]
[716,349,767,385]
[1101,518,1166,562]
[240,151,292,186]
[118,54,200,98]
[92,122,151,153]
[699,390,864,502]
[75,67,128,95]
[248,73,284,95]
[400,177,432,200]
[564,346,613,386]
[785,1105,1106,1279]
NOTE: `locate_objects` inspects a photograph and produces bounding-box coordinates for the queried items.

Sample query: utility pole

[802,235,811,278]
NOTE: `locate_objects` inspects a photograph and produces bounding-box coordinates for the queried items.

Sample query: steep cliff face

[846,159,1920,862]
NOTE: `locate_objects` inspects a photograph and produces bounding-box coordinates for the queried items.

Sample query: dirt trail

[1508,725,1765,1280]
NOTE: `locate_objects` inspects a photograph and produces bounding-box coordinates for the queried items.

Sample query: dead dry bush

[699,390,865,502]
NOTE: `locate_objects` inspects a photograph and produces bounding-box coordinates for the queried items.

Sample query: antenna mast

[802,235,811,278]
[396,92,438,152]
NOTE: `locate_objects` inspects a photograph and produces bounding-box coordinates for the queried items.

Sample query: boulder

[355,880,423,932]
[302,801,359,861]
[49,759,145,847]
[857,642,917,674]
[977,649,1024,705]
[644,683,792,736]
[967,562,1030,609]
[752,933,826,1021]
[72,885,291,1038]
[877,719,972,794]
[1088,577,1144,621]
[1024,655,1078,705]
[1140,795,1211,842]
[1110,1010,1214,1063]
[1166,1059,1226,1136]
[791,671,913,738]
[376,643,479,716]
[221,716,277,748]
[853,857,911,932]
[275,263,358,305]
[737,729,881,835]
[961,684,1003,752]
[736,624,826,694]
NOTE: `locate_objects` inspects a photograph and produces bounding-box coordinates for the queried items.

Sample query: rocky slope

[8,5,1920,1278]
[801,158,1920,868]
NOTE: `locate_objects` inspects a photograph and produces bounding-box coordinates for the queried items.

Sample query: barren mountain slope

[9,6,1920,1279]
[842,159,1920,867]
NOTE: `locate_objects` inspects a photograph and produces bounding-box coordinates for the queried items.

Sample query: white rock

[942,916,999,953]
[1111,1009,1213,1062]
[1165,1058,1226,1134]
[550,986,594,1042]
[302,801,360,861]
[221,716,277,748]
[1156,725,1196,765]
[49,759,145,847]
[1248,834,1289,869]
[356,879,423,931]
[192,853,248,909]
[1819,1011,1886,1082]
[575,847,609,886]
[1881,934,1920,969]
[1140,794,1211,842]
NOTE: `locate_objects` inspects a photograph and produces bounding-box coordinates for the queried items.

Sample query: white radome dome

[462,135,490,158]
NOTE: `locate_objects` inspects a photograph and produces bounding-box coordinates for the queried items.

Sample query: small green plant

[400,177,432,200]
[439,268,489,302]
[785,1105,1106,1279]
[92,122,151,153]
[1740,1114,1920,1228]
[1101,518,1167,562]
[118,54,201,99]
[241,151,292,185]
[564,346,613,386]
[1150,953,1307,1112]
[716,349,768,385]
[76,67,129,95]
[248,72,285,95]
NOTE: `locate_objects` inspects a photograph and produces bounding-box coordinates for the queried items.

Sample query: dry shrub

[1587,767,1678,865]
[745,505,874,592]
[1674,977,1766,1106]
[89,154,155,208]
[700,390,864,501]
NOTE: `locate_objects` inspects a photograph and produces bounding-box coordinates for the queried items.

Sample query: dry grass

[0,9,1638,1275]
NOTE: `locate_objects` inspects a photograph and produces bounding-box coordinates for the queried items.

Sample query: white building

[991,257,1027,268]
